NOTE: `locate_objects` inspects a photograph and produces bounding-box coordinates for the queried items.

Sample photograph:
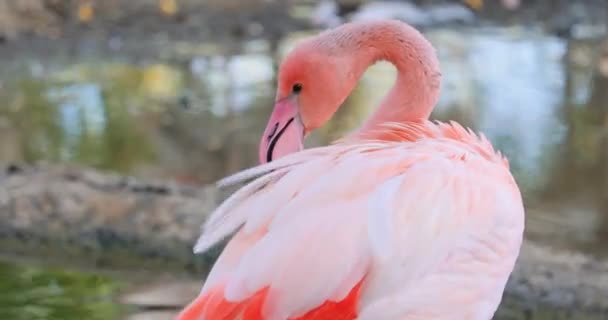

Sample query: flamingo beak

[259,97,305,164]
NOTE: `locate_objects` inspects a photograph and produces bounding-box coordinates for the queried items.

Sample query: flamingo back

[177,121,525,320]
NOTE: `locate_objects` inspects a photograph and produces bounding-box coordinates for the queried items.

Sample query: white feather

[189,121,524,319]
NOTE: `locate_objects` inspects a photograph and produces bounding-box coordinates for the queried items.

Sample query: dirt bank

[0,164,222,271]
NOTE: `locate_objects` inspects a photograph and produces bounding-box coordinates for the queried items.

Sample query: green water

[0,261,125,320]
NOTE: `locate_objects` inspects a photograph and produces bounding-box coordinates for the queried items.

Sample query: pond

[0,16,607,320]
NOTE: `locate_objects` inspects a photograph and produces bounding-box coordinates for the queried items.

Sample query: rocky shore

[0,164,222,272]
[1,164,608,318]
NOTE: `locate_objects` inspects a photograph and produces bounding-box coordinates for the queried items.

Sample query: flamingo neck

[346,21,442,136]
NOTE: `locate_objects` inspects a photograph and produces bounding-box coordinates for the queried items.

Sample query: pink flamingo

[177,19,525,320]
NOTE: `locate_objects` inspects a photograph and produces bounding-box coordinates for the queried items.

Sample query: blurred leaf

[140,64,183,100]
[464,0,483,11]
[77,1,94,23]
[159,0,179,17]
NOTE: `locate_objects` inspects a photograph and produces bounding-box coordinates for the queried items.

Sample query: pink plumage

[177,19,525,320]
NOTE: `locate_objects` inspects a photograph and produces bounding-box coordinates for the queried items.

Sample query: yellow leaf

[77,2,94,23]
[159,0,179,16]
[464,0,483,11]
[140,64,182,99]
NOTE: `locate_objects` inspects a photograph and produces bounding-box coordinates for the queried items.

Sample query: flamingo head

[259,38,359,164]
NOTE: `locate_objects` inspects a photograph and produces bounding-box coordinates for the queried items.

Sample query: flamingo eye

[292,83,303,94]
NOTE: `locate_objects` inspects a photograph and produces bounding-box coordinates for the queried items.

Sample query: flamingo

[177,19,525,320]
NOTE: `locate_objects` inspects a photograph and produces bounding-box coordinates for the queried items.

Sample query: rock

[126,310,180,320]
[505,242,608,313]
[121,280,202,308]
[0,164,221,270]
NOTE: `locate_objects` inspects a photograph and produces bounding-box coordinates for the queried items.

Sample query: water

[0,23,607,318]
[0,260,125,320]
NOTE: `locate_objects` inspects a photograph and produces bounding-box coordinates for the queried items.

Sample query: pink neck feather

[319,20,442,135]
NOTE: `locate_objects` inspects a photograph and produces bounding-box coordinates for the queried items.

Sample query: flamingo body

[177,20,525,320]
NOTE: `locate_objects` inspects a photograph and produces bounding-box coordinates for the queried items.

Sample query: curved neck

[340,21,442,136]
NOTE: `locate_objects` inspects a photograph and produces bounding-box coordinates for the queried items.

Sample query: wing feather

[191,122,523,320]
[359,153,523,320]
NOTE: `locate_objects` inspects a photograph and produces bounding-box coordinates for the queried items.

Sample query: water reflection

[0,26,607,254]
[432,28,569,193]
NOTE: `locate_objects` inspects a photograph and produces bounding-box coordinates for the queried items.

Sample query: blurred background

[0,0,607,319]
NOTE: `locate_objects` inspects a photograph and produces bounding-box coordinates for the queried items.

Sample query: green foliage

[0,261,125,320]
